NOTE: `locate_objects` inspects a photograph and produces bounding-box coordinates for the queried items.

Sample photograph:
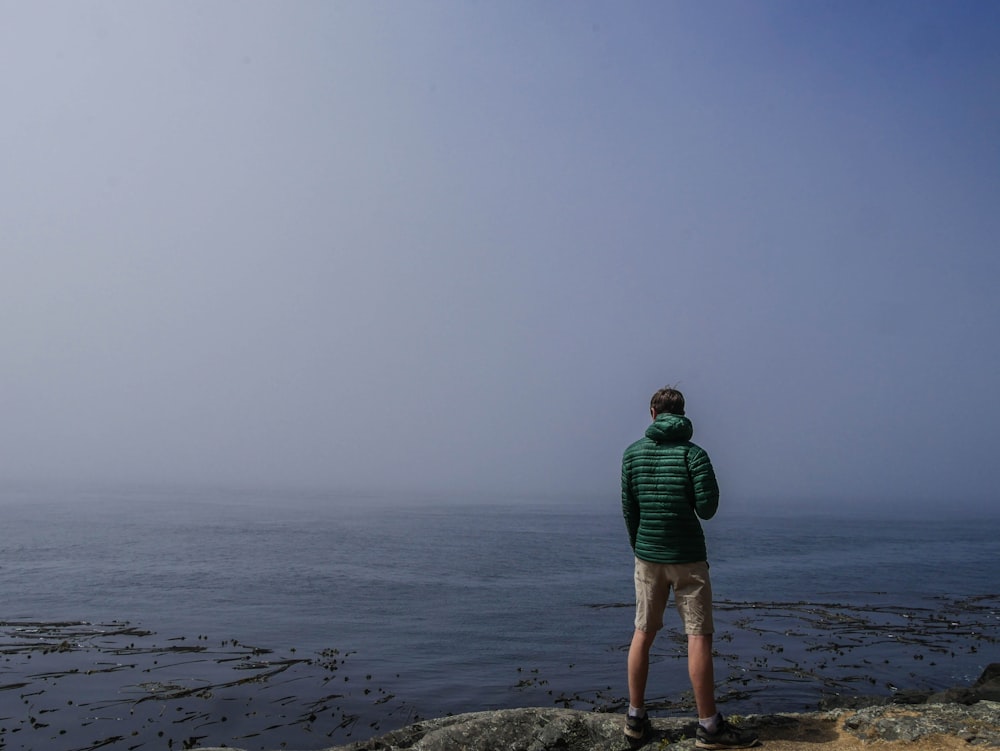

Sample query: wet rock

[927,686,978,705]
[891,689,934,705]
[978,664,1000,684]
[976,662,1000,702]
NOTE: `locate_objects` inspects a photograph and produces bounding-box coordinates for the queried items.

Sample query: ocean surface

[1,484,998,751]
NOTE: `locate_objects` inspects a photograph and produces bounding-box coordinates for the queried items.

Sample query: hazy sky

[2,2,998,511]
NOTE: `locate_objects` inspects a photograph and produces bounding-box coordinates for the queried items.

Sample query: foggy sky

[3,2,999,512]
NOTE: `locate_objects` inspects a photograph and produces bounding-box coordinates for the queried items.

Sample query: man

[621,387,758,749]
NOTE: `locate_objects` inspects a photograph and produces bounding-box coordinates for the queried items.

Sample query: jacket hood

[645,413,694,443]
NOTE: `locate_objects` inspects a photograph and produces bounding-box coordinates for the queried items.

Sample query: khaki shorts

[633,558,714,635]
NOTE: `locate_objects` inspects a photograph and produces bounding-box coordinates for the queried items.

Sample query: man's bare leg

[627,628,658,709]
[688,633,717,720]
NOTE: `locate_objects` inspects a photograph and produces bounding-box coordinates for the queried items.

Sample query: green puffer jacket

[621,413,719,564]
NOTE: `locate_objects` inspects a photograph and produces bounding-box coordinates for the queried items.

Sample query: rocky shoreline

[194,665,1000,750]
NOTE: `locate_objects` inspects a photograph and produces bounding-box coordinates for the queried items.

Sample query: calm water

[1,484,998,750]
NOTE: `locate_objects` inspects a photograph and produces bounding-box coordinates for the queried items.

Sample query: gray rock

[841,700,1000,746]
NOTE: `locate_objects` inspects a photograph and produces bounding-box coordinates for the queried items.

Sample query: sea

[1,484,997,751]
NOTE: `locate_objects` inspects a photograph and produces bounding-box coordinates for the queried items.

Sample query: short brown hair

[650,387,685,416]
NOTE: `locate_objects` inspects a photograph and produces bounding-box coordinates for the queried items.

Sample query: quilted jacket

[621,413,719,564]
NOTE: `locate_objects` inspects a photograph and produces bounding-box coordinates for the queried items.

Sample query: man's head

[650,387,685,418]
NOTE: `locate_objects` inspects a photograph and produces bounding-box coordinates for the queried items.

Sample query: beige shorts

[633,558,714,635]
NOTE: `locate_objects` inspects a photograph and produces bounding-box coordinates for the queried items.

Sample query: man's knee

[632,628,658,650]
[687,633,713,649]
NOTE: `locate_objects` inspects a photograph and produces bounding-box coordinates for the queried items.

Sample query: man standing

[621,387,758,749]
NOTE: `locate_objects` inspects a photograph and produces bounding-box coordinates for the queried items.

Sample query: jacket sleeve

[621,455,639,550]
[687,445,719,520]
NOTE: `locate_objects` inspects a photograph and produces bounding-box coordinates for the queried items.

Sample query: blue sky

[2,2,998,512]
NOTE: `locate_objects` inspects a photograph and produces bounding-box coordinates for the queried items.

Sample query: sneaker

[624,712,651,742]
[695,715,759,749]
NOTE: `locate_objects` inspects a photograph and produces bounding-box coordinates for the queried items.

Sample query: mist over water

[2,3,999,514]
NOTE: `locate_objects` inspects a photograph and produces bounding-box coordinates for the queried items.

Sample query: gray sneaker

[624,712,651,743]
[695,715,759,749]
